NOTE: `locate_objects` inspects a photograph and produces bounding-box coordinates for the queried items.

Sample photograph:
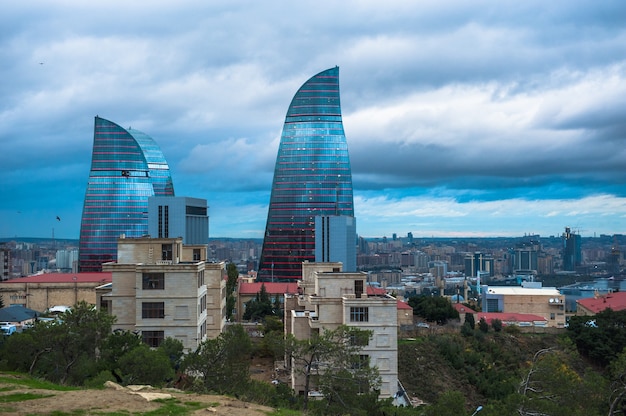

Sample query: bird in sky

[56,216,61,221]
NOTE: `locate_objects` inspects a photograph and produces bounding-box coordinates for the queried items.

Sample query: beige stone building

[99,236,226,351]
[0,272,111,312]
[481,284,566,328]
[285,261,399,400]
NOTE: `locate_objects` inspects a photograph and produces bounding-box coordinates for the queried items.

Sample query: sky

[1,1,625,240]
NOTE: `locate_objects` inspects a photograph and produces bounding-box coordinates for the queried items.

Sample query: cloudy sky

[1,1,625,240]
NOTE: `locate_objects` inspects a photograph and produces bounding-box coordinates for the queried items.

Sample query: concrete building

[148,196,209,245]
[285,261,399,399]
[0,272,112,312]
[481,284,566,328]
[1,248,10,281]
[576,291,626,316]
[100,236,226,351]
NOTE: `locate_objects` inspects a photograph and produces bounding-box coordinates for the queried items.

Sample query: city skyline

[1,2,625,240]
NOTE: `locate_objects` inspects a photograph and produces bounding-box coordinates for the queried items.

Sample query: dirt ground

[0,357,282,416]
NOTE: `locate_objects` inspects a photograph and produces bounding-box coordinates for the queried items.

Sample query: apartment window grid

[142,302,165,319]
[142,272,165,290]
[197,270,204,288]
[349,306,369,322]
[142,330,164,348]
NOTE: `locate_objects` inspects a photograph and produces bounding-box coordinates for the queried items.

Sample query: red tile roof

[453,303,476,314]
[577,292,626,314]
[367,286,387,295]
[239,282,299,295]
[397,300,412,310]
[2,272,112,284]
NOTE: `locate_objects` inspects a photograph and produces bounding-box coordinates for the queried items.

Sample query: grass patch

[142,397,208,415]
[0,373,77,391]
[265,409,303,416]
[0,392,55,402]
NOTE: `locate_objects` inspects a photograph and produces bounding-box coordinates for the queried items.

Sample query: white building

[285,261,398,399]
[100,236,226,351]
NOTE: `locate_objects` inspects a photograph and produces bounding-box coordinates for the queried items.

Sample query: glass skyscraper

[258,67,355,281]
[78,116,175,272]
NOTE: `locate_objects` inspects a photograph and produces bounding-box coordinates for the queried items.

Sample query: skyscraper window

[78,116,174,272]
[258,67,355,281]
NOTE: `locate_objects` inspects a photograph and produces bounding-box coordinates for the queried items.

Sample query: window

[162,244,173,261]
[351,354,370,369]
[142,330,164,348]
[354,280,364,298]
[142,273,164,290]
[193,249,201,261]
[350,307,369,322]
[142,302,165,319]
[350,332,369,346]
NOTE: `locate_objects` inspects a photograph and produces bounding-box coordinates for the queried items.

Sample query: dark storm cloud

[1,0,625,238]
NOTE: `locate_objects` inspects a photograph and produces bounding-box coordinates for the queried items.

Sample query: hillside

[398,330,565,409]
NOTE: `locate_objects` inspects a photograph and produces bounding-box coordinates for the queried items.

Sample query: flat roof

[1,272,112,284]
[484,286,561,296]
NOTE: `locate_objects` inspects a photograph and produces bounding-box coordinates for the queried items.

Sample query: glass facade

[78,116,175,272]
[258,67,355,281]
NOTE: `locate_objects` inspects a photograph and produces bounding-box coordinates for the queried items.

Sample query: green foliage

[465,312,475,329]
[491,318,503,332]
[407,295,459,325]
[424,390,466,416]
[158,337,184,370]
[118,344,175,386]
[243,284,278,321]
[567,308,626,367]
[287,325,380,413]
[225,263,239,321]
[461,322,474,337]
[182,324,252,395]
[0,301,115,385]
[478,317,489,333]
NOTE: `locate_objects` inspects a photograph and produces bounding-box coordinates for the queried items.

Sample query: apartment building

[285,261,398,399]
[100,236,226,351]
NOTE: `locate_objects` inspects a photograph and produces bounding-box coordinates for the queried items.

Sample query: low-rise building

[285,261,399,399]
[99,236,226,351]
[576,291,626,316]
[481,284,566,328]
[0,272,111,312]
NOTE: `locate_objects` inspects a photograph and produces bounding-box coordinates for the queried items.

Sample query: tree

[225,263,239,321]
[465,312,475,330]
[478,317,489,333]
[492,318,503,332]
[182,324,252,395]
[407,295,459,325]
[117,343,174,386]
[0,300,115,385]
[567,308,626,367]
[518,347,606,416]
[287,325,380,412]
[243,284,276,321]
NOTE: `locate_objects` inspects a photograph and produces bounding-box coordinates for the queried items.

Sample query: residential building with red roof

[576,291,626,316]
[0,272,111,312]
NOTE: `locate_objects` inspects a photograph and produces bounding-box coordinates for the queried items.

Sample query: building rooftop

[484,286,561,296]
[239,282,299,295]
[577,291,626,314]
[1,272,112,284]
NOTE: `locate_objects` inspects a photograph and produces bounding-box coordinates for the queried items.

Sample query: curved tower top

[78,116,175,272]
[258,67,355,281]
